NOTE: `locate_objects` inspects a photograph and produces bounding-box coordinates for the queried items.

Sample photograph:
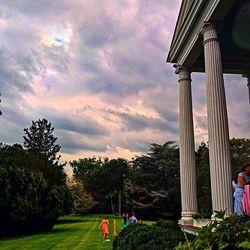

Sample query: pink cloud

[0,0,247,166]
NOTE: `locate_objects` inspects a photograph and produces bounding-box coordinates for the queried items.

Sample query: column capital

[201,23,219,45]
[175,65,192,82]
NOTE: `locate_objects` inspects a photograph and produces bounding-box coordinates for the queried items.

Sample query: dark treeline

[70,141,181,220]
[71,138,250,220]
[0,117,249,235]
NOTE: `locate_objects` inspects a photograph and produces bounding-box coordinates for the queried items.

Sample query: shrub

[0,165,73,236]
[113,223,185,250]
[0,142,73,236]
[155,219,180,230]
[155,220,196,242]
[176,212,250,250]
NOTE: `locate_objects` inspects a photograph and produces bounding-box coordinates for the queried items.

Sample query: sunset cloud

[0,0,248,169]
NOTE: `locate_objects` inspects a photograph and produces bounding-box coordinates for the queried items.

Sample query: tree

[0,120,74,235]
[0,144,73,235]
[71,157,103,181]
[230,138,250,179]
[68,179,96,214]
[71,157,130,214]
[71,157,107,212]
[23,119,66,185]
[0,143,29,168]
[130,141,181,219]
[196,142,212,217]
[23,119,61,164]
[102,158,130,215]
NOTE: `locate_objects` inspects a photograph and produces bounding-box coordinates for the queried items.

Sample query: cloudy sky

[0,0,249,169]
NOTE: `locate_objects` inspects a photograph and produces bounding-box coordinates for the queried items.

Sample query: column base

[211,211,226,220]
[179,212,196,225]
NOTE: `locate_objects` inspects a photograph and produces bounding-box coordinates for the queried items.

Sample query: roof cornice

[167,0,207,63]
[167,0,235,65]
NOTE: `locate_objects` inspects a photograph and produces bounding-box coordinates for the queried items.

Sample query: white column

[176,66,198,223]
[202,24,233,217]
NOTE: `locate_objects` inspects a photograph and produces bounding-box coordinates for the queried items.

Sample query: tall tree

[71,157,130,214]
[102,158,130,215]
[71,157,109,212]
[71,157,103,182]
[23,119,66,185]
[130,141,180,219]
[23,119,61,164]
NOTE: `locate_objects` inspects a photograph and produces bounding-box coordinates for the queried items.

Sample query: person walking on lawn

[99,216,110,241]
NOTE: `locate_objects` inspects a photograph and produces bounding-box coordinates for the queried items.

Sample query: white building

[167,0,250,226]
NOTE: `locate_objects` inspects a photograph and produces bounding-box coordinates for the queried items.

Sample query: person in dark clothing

[123,212,129,228]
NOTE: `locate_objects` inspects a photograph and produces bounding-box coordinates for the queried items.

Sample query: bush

[155,220,196,242]
[155,219,179,230]
[113,223,185,250]
[0,165,73,236]
[176,212,250,250]
[0,143,73,236]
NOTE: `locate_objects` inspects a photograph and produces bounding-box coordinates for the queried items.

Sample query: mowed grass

[0,214,125,250]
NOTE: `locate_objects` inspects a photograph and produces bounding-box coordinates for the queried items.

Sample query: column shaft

[202,25,233,216]
[177,67,198,222]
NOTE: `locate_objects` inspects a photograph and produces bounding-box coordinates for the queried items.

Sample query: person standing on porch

[234,163,250,216]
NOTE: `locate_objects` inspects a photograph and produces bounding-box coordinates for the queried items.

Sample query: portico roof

[167,0,250,74]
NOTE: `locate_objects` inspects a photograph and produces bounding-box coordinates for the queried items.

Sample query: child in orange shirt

[99,216,109,241]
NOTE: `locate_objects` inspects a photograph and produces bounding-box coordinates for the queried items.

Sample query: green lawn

[0,214,125,250]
